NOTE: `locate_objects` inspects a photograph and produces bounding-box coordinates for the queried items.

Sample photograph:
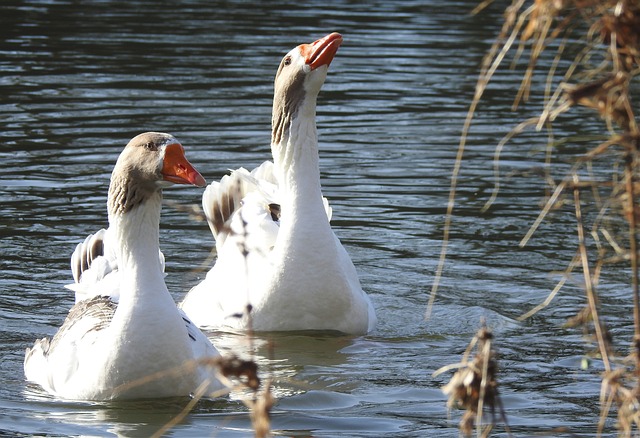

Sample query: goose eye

[283,56,292,66]
[144,142,158,151]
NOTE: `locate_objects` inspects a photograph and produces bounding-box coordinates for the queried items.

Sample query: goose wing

[66,228,165,303]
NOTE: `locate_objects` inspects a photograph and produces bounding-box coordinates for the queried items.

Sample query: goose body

[180,33,376,335]
[24,132,225,400]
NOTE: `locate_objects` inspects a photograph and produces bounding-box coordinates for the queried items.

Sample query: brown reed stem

[624,151,640,374]
[573,174,611,372]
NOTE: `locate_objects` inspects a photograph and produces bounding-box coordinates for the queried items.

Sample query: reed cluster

[435,1,640,435]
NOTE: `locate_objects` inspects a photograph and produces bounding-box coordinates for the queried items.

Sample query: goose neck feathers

[270,34,342,193]
[271,33,342,153]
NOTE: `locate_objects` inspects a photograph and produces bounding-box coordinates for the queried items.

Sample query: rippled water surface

[1,0,631,436]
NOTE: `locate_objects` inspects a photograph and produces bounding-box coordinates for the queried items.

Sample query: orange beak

[161,143,206,187]
[300,32,343,70]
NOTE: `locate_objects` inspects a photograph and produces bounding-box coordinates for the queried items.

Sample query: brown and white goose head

[105,132,206,273]
[108,132,205,217]
[271,32,342,155]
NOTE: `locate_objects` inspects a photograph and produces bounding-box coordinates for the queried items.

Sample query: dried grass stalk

[433,0,640,435]
[434,325,510,437]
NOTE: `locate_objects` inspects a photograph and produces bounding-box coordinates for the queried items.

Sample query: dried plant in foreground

[434,325,510,437]
[599,368,640,437]
[429,0,640,435]
[248,379,275,438]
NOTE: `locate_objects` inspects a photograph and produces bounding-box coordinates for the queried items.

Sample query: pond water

[0,0,630,436]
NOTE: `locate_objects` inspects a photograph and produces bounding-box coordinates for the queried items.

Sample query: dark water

[0,0,629,436]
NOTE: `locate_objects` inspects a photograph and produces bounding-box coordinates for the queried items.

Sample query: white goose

[180,33,376,335]
[24,132,225,400]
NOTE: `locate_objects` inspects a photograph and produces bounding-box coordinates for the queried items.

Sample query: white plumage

[180,33,376,335]
[24,132,225,400]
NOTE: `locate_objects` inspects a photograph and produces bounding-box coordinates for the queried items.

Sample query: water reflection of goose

[24,133,225,400]
[180,33,376,335]
[210,330,352,399]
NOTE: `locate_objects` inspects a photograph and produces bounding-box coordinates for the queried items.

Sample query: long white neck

[272,96,326,217]
[102,189,195,387]
[108,192,168,308]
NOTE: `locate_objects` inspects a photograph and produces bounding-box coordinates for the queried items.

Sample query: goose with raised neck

[180,33,376,335]
[24,132,225,400]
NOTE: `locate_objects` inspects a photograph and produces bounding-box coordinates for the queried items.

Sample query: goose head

[108,132,206,215]
[271,32,343,145]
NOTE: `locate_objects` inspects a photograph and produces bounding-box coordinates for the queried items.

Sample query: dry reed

[434,324,510,437]
[433,0,640,435]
